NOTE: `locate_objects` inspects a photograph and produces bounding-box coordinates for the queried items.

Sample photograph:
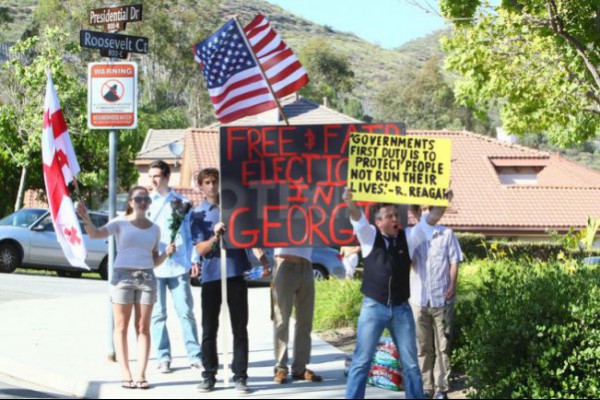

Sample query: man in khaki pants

[409,205,463,400]
[272,248,323,384]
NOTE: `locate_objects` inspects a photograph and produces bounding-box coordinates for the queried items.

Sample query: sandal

[136,380,150,389]
[121,380,135,389]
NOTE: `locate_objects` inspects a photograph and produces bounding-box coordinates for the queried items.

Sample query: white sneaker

[434,391,448,400]
[157,361,171,373]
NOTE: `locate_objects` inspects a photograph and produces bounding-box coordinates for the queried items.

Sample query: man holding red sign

[272,247,322,384]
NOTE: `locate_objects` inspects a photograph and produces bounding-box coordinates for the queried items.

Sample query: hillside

[0,0,36,42]
[0,0,445,117]
[222,0,446,115]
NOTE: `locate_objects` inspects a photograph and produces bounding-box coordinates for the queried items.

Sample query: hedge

[454,259,600,399]
[455,233,600,262]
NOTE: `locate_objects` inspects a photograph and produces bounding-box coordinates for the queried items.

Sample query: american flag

[193,16,308,123]
[244,14,309,99]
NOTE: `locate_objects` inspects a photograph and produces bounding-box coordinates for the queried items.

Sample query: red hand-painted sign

[220,123,406,248]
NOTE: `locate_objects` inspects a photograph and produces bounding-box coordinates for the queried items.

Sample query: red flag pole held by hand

[42,68,89,270]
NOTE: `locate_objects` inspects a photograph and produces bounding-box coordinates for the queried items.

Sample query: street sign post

[87,62,138,129]
[80,30,149,54]
[89,4,143,32]
[99,49,129,59]
[83,4,144,363]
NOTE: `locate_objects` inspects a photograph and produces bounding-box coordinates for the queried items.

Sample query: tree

[374,56,492,132]
[440,0,600,146]
[30,0,221,126]
[0,27,146,213]
[297,38,360,114]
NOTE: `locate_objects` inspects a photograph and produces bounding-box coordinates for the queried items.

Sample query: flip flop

[136,380,150,389]
[121,380,135,389]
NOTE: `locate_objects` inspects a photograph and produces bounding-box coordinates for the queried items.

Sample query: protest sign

[220,123,406,248]
[348,132,451,206]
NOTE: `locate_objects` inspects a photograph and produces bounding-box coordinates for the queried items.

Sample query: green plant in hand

[167,198,191,257]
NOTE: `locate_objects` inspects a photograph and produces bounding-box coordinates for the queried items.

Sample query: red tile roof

[184,127,220,179]
[136,129,186,163]
[183,128,600,235]
[410,130,600,233]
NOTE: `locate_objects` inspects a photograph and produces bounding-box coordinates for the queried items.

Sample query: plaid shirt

[409,226,463,308]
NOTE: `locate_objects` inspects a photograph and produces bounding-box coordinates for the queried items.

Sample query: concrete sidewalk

[0,284,402,399]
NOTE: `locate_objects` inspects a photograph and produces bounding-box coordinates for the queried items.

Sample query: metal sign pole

[106,50,119,360]
[107,126,118,360]
[86,3,143,363]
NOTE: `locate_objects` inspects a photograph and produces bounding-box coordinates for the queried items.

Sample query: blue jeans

[151,272,201,364]
[346,297,424,399]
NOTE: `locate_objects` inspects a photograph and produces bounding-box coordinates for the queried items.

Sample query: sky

[264,0,448,49]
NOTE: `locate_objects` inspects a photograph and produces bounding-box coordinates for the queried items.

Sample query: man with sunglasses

[147,160,201,374]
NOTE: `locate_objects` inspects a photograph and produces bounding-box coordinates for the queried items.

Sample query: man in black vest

[343,188,451,399]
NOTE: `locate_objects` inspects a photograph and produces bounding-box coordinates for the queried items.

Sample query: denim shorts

[110,269,157,305]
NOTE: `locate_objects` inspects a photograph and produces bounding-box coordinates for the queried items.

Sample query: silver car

[0,208,109,279]
[191,247,346,287]
[248,247,347,283]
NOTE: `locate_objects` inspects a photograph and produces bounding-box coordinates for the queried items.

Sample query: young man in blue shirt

[191,168,269,393]
[147,160,201,373]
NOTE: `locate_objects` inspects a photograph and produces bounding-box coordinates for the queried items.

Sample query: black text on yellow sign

[348,133,452,206]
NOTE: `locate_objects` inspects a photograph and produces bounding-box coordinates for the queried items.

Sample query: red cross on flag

[41,70,88,270]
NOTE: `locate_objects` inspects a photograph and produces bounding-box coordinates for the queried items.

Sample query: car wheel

[312,264,329,280]
[98,258,108,281]
[56,270,83,278]
[0,242,21,273]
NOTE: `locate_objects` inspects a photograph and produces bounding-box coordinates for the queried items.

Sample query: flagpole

[218,174,231,388]
[234,17,291,126]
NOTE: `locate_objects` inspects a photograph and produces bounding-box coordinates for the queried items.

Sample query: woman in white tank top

[77,186,175,389]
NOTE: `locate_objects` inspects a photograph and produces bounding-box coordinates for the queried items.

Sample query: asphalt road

[0,270,107,305]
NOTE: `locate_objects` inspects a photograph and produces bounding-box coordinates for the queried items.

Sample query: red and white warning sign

[88,62,137,129]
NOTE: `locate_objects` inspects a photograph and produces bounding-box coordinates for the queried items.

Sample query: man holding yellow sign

[347,132,452,207]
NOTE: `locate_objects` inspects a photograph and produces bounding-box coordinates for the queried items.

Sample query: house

[135,96,600,240]
[135,128,187,188]
[136,94,360,207]
[408,130,600,239]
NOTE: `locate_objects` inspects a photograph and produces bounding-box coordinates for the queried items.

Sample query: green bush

[454,259,600,399]
[455,233,600,262]
[314,279,362,331]
[456,232,487,259]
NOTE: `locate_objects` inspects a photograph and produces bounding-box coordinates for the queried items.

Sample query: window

[490,158,547,186]
[0,209,47,227]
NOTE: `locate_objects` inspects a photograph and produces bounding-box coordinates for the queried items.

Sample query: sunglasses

[132,196,152,204]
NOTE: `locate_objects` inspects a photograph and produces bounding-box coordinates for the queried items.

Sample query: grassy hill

[0,0,445,117]
[0,0,36,42]
[222,0,446,115]
[0,0,443,114]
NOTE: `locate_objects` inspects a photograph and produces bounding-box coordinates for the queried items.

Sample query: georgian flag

[41,70,88,269]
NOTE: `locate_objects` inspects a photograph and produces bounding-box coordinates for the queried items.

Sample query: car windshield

[0,209,47,228]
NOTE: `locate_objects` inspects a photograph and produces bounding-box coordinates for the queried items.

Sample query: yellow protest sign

[348,133,452,206]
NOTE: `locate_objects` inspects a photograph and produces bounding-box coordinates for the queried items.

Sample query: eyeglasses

[132,196,152,204]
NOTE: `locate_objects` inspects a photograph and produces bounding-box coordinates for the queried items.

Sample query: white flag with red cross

[41,70,89,270]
